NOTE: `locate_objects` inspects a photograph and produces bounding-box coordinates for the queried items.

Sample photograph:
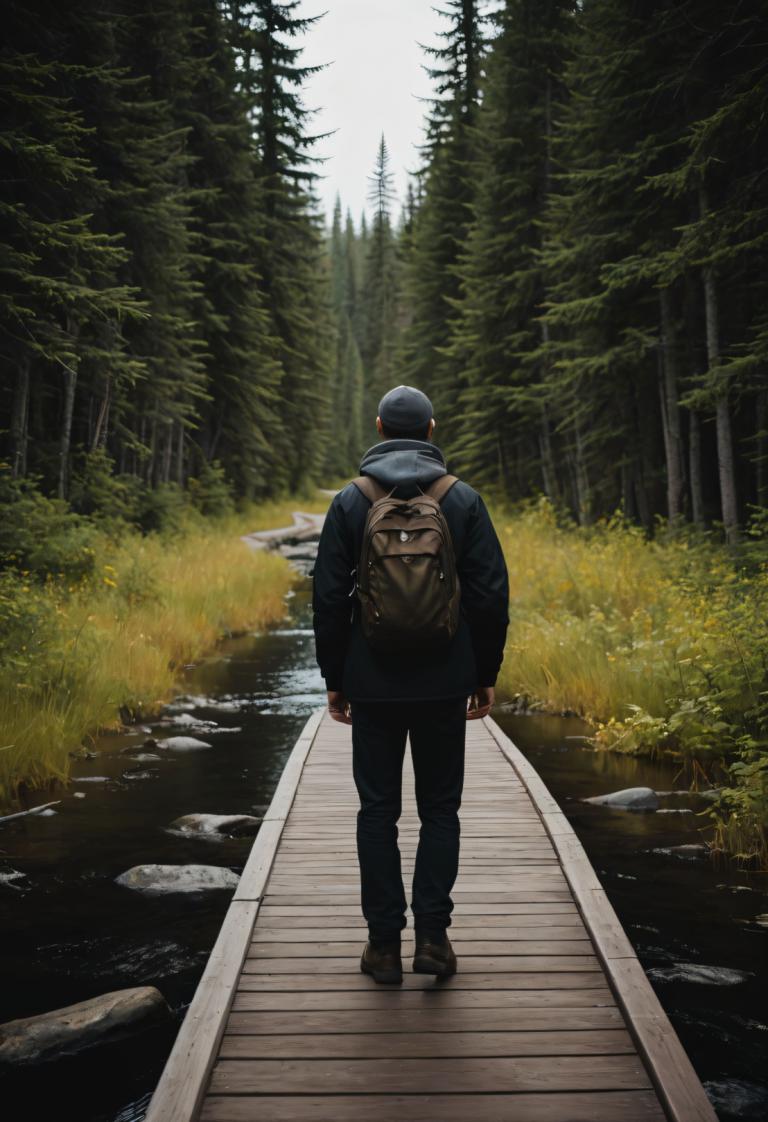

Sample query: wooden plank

[251,924,588,939]
[219,1028,636,1059]
[257,901,580,917]
[255,912,581,928]
[142,708,323,1122]
[208,1054,652,1095]
[232,989,615,1012]
[246,939,594,957]
[236,972,613,993]
[201,1091,666,1122]
[485,715,718,1122]
[148,707,712,1122]
[240,955,602,974]
[225,1006,626,1034]
[262,890,577,903]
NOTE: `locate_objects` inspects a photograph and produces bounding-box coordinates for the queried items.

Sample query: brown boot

[413,932,457,977]
[360,941,403,984]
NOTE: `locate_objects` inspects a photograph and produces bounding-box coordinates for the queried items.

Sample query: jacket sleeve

[312,495,355,691]
[458,494,510,687]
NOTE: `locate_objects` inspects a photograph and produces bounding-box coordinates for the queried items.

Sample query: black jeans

[351,698,466,943]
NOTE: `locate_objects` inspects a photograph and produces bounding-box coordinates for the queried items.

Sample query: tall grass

[0,509,297,805]
[494,499,768,863]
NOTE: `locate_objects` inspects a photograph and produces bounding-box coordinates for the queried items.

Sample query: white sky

[296,1,442,227]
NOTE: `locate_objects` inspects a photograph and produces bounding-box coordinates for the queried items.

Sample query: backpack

[352,473,461,653]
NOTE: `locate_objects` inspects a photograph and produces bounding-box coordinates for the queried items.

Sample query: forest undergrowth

[0,465,332,806]
[496,500,768,866]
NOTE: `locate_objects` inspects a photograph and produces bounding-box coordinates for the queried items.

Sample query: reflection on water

[1,562,766,1121]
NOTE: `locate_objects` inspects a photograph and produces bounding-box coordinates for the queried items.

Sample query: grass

[0,501,309,806]
[5,481,765,863]
[493,499,768,864]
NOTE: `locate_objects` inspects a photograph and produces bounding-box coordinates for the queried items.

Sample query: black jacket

[312,439,509,702]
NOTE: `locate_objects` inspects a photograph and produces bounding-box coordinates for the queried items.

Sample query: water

[492,711,768,1121]
[0,549,325,1121]
[1,542,766,1120]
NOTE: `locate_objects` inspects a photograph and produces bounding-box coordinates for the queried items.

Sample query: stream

[1,534,766,1122]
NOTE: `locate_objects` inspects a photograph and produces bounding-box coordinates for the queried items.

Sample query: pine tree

[360,135,400,430]
[184,0,284,498]
[398,1,484,418]
[231,0,333,492]
[325,197,364,473]
[0,2,142,497]
[446,0,575,498]
[101,0,209,491]
[645,0,768,539]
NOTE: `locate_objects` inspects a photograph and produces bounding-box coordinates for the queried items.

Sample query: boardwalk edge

[484,714,718,1122]
[144,706,325,1122]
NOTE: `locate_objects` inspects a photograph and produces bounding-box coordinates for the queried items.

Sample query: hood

[359,439,447,498]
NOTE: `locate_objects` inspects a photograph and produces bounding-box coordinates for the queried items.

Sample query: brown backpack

[352,474,461,653]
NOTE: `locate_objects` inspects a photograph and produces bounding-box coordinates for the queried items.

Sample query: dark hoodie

[312,439,510,702]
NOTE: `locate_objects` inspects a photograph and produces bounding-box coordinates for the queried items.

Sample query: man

[312,384,509,984]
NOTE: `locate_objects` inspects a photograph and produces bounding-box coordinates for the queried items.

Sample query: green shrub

[0,464,98,582]
[68,448,138,526]
[187,460,235,518]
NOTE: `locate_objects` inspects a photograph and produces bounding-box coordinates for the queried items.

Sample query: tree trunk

[10,361,30,478]
[538,405,557,501]
[147,414,157,485]
[137,415,147,479]
[58,362,78,500]
[91,377,111,452]
[163,420,174,484]
[658,288,685,522]
[700,186,739,542]
[573,419,591,525]
[175,421,185,486]
[688,409,704,525]
[755,389,767,508]
[536,78,557,503]
[633,461,651,531]
[209,412,225,460]
[621,459,635,519]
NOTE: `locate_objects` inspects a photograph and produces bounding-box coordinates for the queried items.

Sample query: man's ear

[428,418,436,438]
[376,416,384,435]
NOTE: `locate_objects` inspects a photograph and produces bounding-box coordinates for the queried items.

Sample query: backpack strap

[426,474,459,504]
[352,475,388,503]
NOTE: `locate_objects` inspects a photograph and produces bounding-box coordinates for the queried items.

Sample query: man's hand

[327,690,352,725]
[467,686,494,721]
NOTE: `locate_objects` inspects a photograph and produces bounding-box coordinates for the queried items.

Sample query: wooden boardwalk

[145,709,717,1122]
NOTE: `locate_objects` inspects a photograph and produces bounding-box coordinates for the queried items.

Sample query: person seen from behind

[312,385,509,984]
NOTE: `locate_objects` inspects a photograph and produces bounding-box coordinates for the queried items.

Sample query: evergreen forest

[3,0,767,536]
[2,2,768,859]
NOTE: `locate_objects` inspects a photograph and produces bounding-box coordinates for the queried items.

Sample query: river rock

[159,736,212,752]
[652,844,709,860]
[0,986,170,1066]
[647,963,751,985]
[584,786,659,810]
[170,813,261,838]
[116,863,240,894]
[164,694,241,714]
[0,869,26,889]
[165,713,219,730]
